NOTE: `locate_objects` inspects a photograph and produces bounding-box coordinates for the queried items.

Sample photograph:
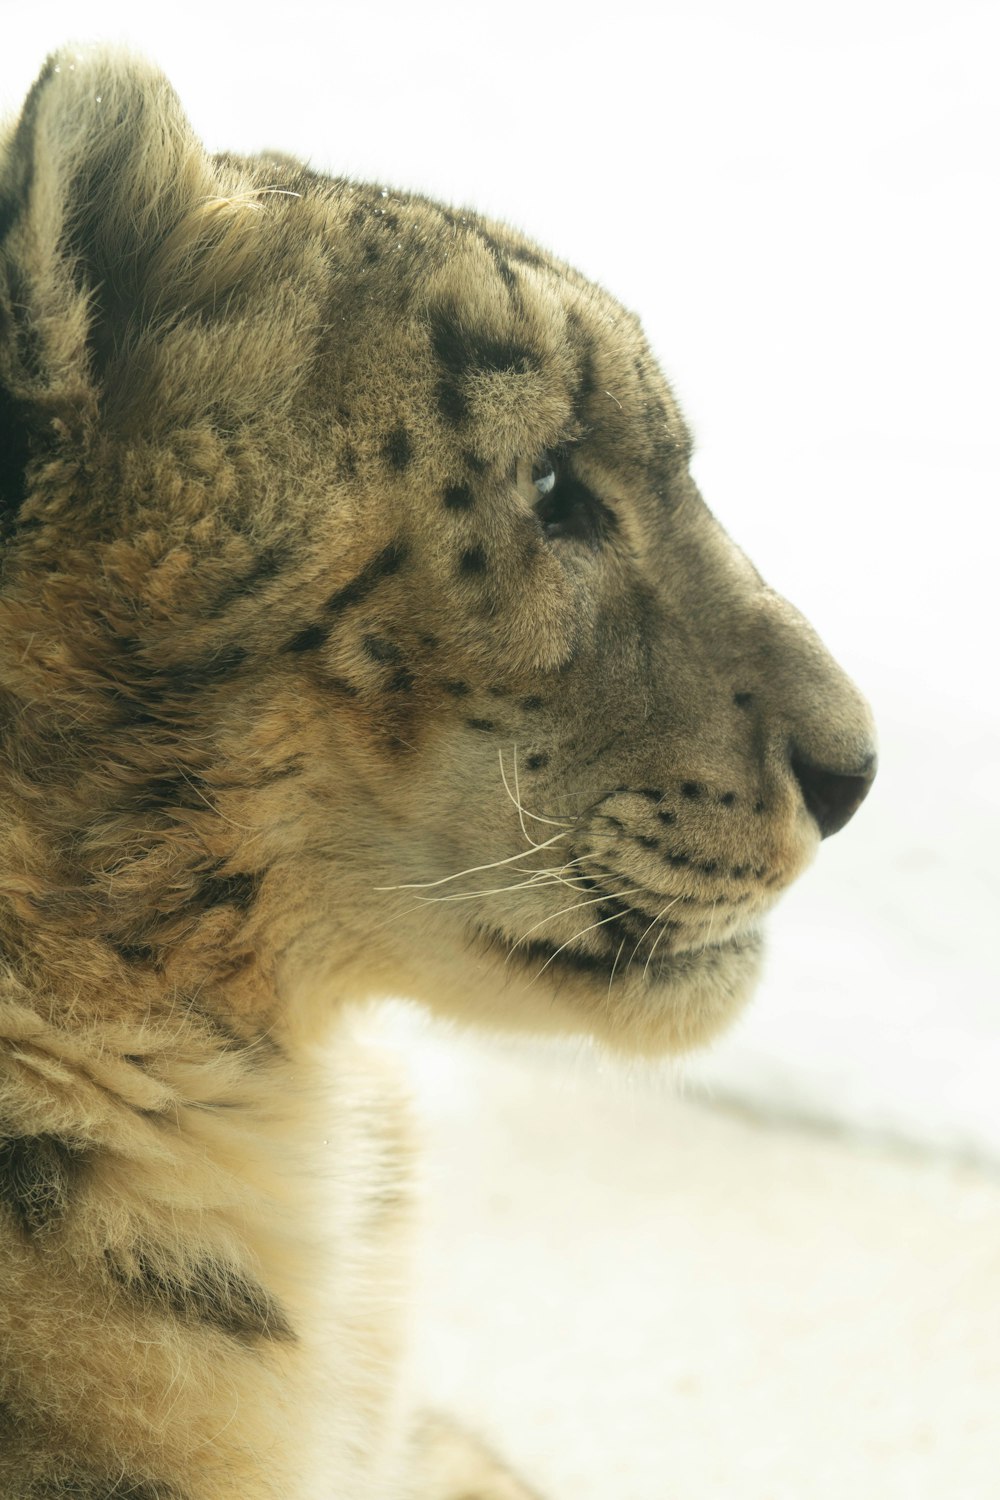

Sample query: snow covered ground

[403,1027,1000,1500]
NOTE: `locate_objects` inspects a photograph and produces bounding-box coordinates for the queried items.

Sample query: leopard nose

[790,749,877,838]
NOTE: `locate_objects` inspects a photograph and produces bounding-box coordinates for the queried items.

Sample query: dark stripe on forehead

[477,229,520,298]
[566,310,598,423]
[429,305,539,426]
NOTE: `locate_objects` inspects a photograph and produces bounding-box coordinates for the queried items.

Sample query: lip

[476,924,755,987]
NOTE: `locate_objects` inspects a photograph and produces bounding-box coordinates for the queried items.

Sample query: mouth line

[476,924,752,985]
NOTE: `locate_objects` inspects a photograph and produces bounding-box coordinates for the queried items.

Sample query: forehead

[297,173,692,489]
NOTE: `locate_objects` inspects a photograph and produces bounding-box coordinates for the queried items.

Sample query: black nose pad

[790,750,877,839]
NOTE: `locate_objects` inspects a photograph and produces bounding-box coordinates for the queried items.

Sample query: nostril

[790,750,877,839]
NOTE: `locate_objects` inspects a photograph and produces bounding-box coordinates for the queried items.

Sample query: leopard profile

[0,49,876,1499]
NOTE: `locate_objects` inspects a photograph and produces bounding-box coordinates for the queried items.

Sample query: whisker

[507,888,643,957]
[374,827,570,891]
[499,747,572,843]
[638,895,685,981]
[415,873,590,905]
[530,907,631,982]
[606,936,628,1006]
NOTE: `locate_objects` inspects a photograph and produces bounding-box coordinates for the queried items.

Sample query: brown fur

[0,48,875,1498]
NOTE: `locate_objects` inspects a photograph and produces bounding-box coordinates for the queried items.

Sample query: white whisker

[506,888,642,957]
[639,895,685,981]
[499,747,572,841]
[607,936,628,1006]
[415,872,589,905]
[374,827,570,892]
[529,907,631,982]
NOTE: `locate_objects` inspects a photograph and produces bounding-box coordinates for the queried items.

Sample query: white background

[3,1,998,1155]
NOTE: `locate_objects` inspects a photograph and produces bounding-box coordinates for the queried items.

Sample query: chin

[452,926,766,1058]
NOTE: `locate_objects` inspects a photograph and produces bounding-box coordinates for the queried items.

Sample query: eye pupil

[532,453,556,496]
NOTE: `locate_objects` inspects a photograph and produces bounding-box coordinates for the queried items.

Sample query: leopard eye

[532,452,557,497]
[534,463,619,549]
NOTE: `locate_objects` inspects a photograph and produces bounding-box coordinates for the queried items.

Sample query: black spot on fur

[463,449,489,475]
[459,545,488,576]
[657,809,676,825]
[145,645,249,697]
[429,305,538,425]
[388,667,415,692]
[637,834,660,851]
[753,800,766,814]
[719,792,737,807]
[526,752,549,770]
[666,853,689,867]
[466,718,496,732]
[283,622,330,654]
[681,782,703,799]
[383,426,412,470]
[0,1136,86,1236]
[325,540,408,614]
[700,861,719,875]
[192,871,261,913]
[208,548,285,614]
[110,941,158,966]
[731,866,748,879]
[107,1249,294,1344]
[130,774,207,815]
[733,691,754,709]
[520,696,544,711]
[443,483,474,510]
[442,680,470,696]
[362,634,403,665]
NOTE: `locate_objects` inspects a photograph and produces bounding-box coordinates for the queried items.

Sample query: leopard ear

[0,49,213,517]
